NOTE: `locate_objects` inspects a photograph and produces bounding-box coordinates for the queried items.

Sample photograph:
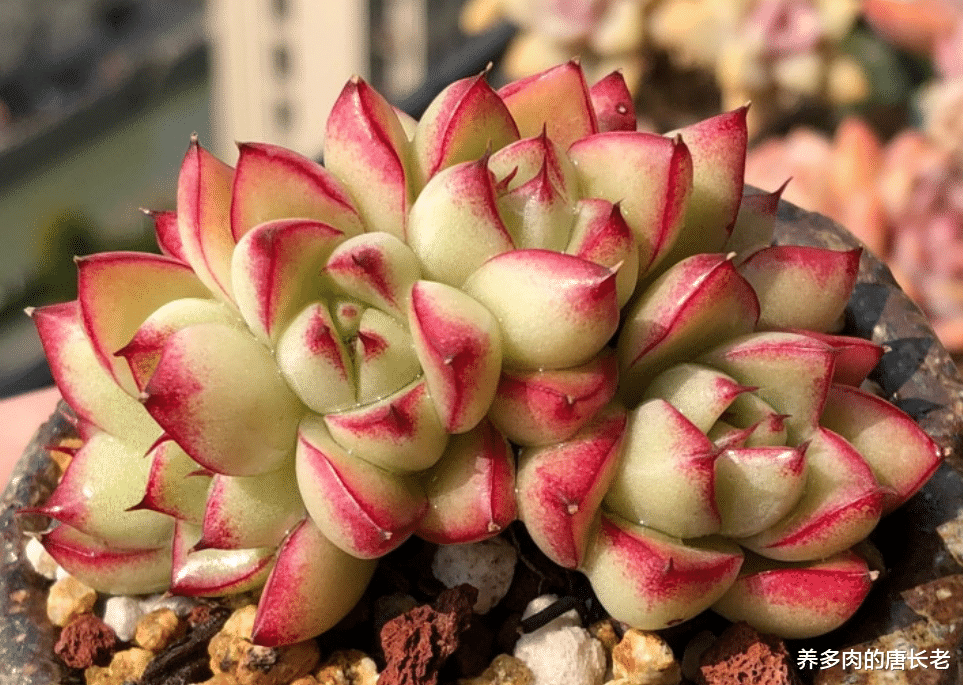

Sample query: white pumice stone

[139,593,199,617]
[514,596,606,685]
[431,536,518,614]
[24,537,59,580]
[103,595,145,642]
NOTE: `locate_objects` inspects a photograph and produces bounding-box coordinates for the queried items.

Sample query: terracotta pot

[2,198,963,685]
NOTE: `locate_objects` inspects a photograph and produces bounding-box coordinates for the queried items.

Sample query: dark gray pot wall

[3,198,963,685]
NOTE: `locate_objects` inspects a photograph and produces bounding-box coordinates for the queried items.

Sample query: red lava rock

[54,613,118,669]
[379,584,478,685]
[698,622,800,685]
[187,602,216,627]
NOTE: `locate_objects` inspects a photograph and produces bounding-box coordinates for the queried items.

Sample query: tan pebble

[314,649,378,685]
[459,653,534,685]
[46,576,97,627]
[135,607,185,652]
[611,629,681,685]
[208,605,320,685]
[235,639,320,685]
[84,647,153,685]
[589,619,621,656]
[224,604,258,637]
[210,606,259,674]
[290,677,319,685]
[195,674,240,685]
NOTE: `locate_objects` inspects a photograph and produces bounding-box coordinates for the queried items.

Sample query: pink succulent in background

[26,60,941,648]
[460,0,650,92]
[862,0,961,55]
[745,6,963,355]
[691,0,867,134]
[463,0,868,135]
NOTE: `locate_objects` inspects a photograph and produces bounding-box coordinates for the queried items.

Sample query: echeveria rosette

[25,59,942,649]
[28,141,514,645]
[517,212,943,639]
[25,62,632,646]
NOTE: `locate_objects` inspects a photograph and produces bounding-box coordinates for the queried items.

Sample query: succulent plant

[26,60,941,648]
[461,0,869,134]
[460,0,650,94]
[745,5,963,353]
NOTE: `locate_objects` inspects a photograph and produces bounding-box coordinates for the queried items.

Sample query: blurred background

[1,0,962,397]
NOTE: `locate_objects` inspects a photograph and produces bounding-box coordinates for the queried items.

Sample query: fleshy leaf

[29,431,173,549]
[408,280,503,433]
[276,302,356,414]
[821,383,943,512]
[417,419,517,544]
[147,209,187,262]
[582,514,743,630]
[231,141,364,242]
[252,518,376,647]
[715,446,806,538]
[712,550,873,639]
[176,137,237,302]
[413,71,519,186]
[566,199,639,307]
[77,251,210,395]
[117,297,242,393]
[406,158,514,286]
[740,427,884,561]
[498,60,598,149]
[323,232,422,319]
[604,399,720,539]
[353,308,422,405]
[324,76,412,238]
[590,71,636,133]
[201,466,306,550]
[41,523,172,595]
[700,332,836,445]
[132,437,211,525]
[738,246,860,332]
[618,254,759,405]
[488,131,577,201]
[295,415,427,558]
[517,404,626,568]
[171,520,275,597]
[29,301,161,446]
[642,362,754,434]
[786,330,883,386]
[463,249,618,370]
[725,184,784,258]
[232,219,346,343]
[144,323,304,476]
[495,158,573,252]
[568,131,692,278]
[489,351,618,446]
[664,106,749,259]
[323,378,449,474]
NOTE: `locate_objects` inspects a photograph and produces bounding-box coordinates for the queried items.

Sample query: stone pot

[2,199,962,685]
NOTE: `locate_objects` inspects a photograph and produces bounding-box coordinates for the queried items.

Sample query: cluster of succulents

[656,0,867,132]
[460,0,650,94]
[27,60,942,649]
[745,6,963,353]
[461,0,868,134]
